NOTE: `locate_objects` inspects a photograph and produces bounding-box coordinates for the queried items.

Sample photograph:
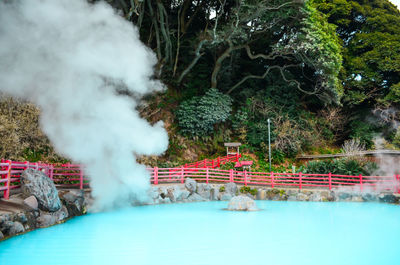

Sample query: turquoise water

[1,201,400,265]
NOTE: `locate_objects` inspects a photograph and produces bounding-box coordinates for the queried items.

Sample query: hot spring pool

[1,201,400,265]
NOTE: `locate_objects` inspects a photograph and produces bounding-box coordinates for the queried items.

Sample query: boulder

[177,190,190,201]
[256,190,267,200]
[296,193,309,201]
[8,221,24,236]
[185,178,197,194]
[36,214,57,228]
[220,193,233,201]
[351,196,364,202]
[225,182,238,195]
[378,193,398,203]
[210,186,220,201]
[362,193,377,202]
[309,193,322,202]
[197,183,212,200]
[0,231,3,240]
[186,193,206,202]
[23,196,39,210]
[59,190,85,216]
[227,195,258,211]
[21,169,61,212]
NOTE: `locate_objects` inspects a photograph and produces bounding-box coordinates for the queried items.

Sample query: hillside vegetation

[1,0,399,170]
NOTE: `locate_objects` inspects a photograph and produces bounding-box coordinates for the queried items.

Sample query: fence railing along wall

[1,154,400,199]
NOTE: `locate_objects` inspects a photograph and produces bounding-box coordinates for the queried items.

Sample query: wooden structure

[224,142,241,157]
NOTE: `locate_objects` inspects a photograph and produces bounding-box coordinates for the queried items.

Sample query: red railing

[1,154,399,199]
[0,160,89,199]
[148,167,400,193]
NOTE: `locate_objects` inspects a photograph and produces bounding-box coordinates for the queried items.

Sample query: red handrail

[1,155,399,199]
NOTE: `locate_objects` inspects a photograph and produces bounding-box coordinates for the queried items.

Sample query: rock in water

[227,195,258,211]
[21,169,61,212]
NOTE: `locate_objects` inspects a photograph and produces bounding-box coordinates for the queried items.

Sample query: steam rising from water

[0,0,168,210]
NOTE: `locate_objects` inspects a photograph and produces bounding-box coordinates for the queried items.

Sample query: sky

[390,0,400,9]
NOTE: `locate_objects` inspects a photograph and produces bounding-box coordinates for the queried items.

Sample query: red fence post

[79,165,84,190]
[49,165,54,180]
[236,153,239,162]
[271,172,274,188]
[229,169,233,183]
[299,172,302,190]
[212,160,214,168]
[181,166,184,184]
[217,157,220,167]
[154,167,158,185]
[397,174,400,194]
[328,172,332,190]
[244,170,247,186]
[206,167,209,184]
[359,174,363,192]
[4,160,12,200]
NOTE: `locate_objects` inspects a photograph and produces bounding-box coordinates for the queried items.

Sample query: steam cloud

[0,0,168,209]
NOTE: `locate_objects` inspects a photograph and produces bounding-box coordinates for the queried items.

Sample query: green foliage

[219,186,226,193]
[176,88,233,137]
[348,120,379,149]
[239,186,258,196]
[301,158,378,175]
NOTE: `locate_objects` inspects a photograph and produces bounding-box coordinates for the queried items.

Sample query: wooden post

[299,172,302,190]
[204,159,207,168]
[236,153,239,162]
[397,174,400,194]
[328,172,332,190]
[359,174,363,192]
[79,165,84,189]
[154,167,158,185]
[181,166,184,184]
[271,172,274,188]
[212,160,214,168]
[229,169,234,183]
[217,157,220,167]
[5,160,11,200]
[206,167,209,184]
[244,170,247,186]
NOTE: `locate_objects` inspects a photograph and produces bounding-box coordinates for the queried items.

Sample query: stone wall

[1,176,399,241]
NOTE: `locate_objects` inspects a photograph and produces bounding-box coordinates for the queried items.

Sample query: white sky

[390,0,400,9]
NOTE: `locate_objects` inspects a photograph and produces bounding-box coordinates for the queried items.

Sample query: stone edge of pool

[1,177,399,242]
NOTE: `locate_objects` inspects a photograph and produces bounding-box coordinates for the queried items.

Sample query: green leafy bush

[301,158,377,175]
[239,186,258,196]
[176,88,233,137]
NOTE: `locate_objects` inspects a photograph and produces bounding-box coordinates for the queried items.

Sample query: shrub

[301,158,377,175]
[176,88,233,137]
[239,186,258,196]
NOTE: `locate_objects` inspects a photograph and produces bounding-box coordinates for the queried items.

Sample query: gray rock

[23,196,39,210]
[227,195,258,211]
[8,221,24,235]
[0,231,3,240]
[186,193,206,202]
[296,193,309,201]
[378,193,398,203]
[21,169,61,212]
[309,193,322,202]
[197,183,212,199]
[256,190,267,200]
[225,182,238,195]
[210,186,219,201]
[185,178,197,194]
[220,193,233,201]
[36,214,57,228]
[337,192,351,200]
[16,213,28,224]
[177,190,190,201]
[287,195,297,201]
[59,190,85,216]
[362,193,377,202]
[352,196,364,202]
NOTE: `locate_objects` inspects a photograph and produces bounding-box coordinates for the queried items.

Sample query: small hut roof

[224,142,241,147]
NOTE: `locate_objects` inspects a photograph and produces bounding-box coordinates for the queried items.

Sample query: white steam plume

[0,0,168,210]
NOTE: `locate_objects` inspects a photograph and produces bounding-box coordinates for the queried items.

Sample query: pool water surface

[1,201,399,265]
